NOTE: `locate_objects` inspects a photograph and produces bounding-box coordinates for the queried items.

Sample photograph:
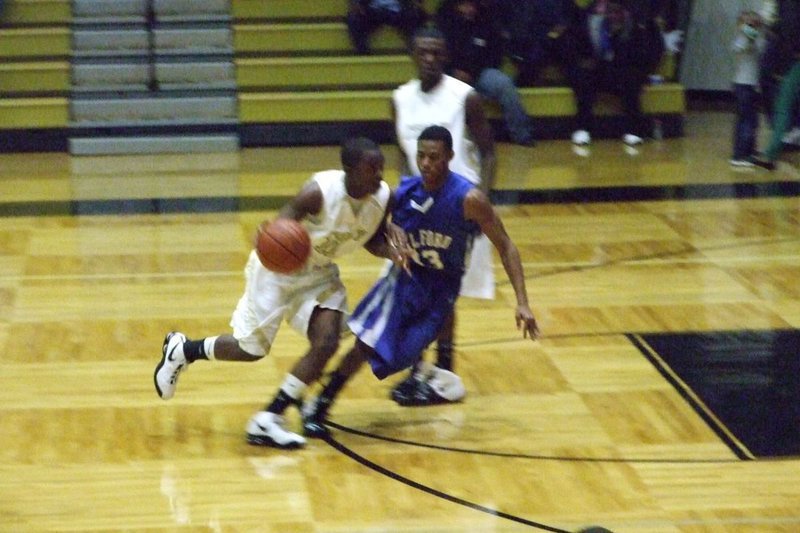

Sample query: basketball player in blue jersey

[390,26,498,406]
[302,125,539,437]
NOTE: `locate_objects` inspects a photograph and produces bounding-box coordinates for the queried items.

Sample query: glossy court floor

[0,111,799,532]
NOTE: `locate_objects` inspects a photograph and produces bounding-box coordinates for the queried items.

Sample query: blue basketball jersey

[392,172,480,281]
[348,172,480,379]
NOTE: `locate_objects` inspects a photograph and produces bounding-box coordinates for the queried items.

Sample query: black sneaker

[394,379,454,407]
[302,397,331,439]
[390,370,421,404]
[753,158,776,171]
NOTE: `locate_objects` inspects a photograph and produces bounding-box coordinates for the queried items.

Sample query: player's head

[411,26,448,89]
[606,0,630,30]
[419,125,453,152]
[341,137,384,199]
[453,0,478,21]
[416,125,454,190]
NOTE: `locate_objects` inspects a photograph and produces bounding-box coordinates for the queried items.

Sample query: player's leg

[155,252,278,400]
[302,338,371,438]
[392,231,495,407]
[434,310,455,371]
[390,309,454,405]
[247,266,349,448]
[247,307,342,449]
[154,332,262,400]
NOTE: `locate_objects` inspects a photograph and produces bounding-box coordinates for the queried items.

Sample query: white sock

[281,374,307,400]
[203,336,218,360]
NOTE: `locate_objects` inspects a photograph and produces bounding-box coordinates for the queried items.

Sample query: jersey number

[411,249,444,270]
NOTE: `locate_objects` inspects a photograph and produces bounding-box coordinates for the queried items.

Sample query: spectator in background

[730,10,766,168]
[754,0,800,171]
[759,0,800,146]
[435,0,536,146]
[758,1,779,120]
[496,0,576,87]
[346,0,428,55]
[566,0,664,146]
[628,0,685,67]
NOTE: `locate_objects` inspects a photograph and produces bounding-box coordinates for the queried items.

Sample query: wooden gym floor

[1,111,799,532]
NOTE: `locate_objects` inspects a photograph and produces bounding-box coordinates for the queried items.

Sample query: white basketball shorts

[230,250,348,356]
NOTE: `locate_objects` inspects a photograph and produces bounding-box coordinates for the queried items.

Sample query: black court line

[325,421,746,464]
[323,432,573,532]
[490,180,800,205]
[2,180,800,218]
[0,196,290,217]
[497,235,800,289]
[627,333,755,460]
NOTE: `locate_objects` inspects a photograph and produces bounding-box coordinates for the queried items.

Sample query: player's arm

[463,189,539,340]
[253,180,321,249]
[363,191,413,272]
[277,180,323,221]
[465,90,497,194]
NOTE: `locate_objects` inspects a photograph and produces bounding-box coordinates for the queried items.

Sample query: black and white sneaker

[246,411,306,449]
[392,364,466,407]
[390,370,423,404]
[302,397,331,439]
[154,332,188,400]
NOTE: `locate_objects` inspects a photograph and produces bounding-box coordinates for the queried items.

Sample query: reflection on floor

[634,330,800,458]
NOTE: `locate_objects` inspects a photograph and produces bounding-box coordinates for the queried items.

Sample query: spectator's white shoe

[571,129,591,145]
[782,127,800,145]
[572,145,591,157]
[623,133,644,146]
[246,411,306,449]
[729,159,756,168]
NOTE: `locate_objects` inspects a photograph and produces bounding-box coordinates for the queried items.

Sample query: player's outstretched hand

[384,222,413,276]
[516,305,540,340]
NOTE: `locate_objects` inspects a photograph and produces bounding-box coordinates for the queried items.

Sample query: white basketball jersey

[393,75,482,185]
[303,170,390,268]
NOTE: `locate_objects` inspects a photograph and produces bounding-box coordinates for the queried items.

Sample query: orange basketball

[255,218,311,274]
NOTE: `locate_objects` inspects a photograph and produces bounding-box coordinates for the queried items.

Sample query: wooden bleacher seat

[238,84,685,123]
[231,0,685,146]
[1,0,71,26]
[0,27,70,58]
[0,61,70,95]
[0,0,685,151]
[0,1,72,141]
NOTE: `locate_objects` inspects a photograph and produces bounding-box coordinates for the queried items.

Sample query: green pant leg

[765,60,800,161]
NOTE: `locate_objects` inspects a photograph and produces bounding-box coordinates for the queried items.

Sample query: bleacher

[0,0,685,154]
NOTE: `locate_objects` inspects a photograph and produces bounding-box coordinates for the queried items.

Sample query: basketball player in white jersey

[389,25,498,405]
[153,137,400,449]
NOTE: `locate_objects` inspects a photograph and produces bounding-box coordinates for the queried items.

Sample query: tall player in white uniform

[390,25,498,405]
[153,137,396,449]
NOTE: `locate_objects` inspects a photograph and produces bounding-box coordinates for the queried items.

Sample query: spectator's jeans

[732,83,759,161]
[574,63,646,137]
[473,68,533,144]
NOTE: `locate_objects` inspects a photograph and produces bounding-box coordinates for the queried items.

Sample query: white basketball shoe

[154,332,188,400]
[246,411,306,449]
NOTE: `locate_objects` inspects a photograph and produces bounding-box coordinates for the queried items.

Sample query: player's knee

[236,343,267,362]
[241,350,265,362]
